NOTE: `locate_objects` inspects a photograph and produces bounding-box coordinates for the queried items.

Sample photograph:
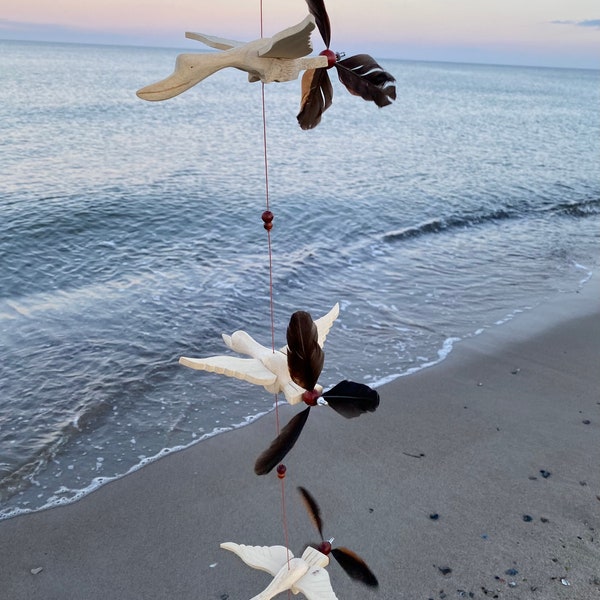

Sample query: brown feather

[297,68,333,130]
[331,547,379,587]
[322,380,380,418]
[286,311,324,389]
[254,407,311,475]
[335,54,396,107]
[297,486,324,538]
[304,0,331,48]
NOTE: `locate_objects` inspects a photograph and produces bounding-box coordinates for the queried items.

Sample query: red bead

[302,389,320,406]
[262,210,274,223]
[318,541,332,555]
[262,210,274,231]
[319,49,337,69]
[276,464,286,479]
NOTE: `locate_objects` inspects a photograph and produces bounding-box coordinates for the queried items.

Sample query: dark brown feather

[305,0,331,48]
[322,380,380,418]
[297,486,324,538]
[254,407,311,475]
[286,311,324,389]
[335,54,396,107]
[297,68,334,130]
[331,547,379,587]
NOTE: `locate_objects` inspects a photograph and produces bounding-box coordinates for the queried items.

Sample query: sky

[1,0,599,69]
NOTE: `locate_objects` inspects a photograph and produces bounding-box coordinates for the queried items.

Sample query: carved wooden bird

[220,542,338,600]
[137,15,328,101]
[179,304,339,405]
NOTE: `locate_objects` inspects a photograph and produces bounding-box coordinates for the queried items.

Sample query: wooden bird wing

[278,302,339,354]
[259,14,316,59]
[294,567,339,600]
[178,355,277,387]
[184,32,244,50]
[314,302,339,347]
[220,543,293,576]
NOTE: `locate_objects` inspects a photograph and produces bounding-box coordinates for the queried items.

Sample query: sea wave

[546,197,600,217]
[382,209,513,243]
[382,196,600,244]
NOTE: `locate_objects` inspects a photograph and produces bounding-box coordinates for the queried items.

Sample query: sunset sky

[1,0,599,68]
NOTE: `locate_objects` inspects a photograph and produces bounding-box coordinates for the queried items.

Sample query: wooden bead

[319,49,337,69]
[318,541,332,555]
[302,389,321,406]
[262,210,274,231]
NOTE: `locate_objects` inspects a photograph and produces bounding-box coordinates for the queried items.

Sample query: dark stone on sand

[541,517,549,523]
[430,513,440,520]
[438,566,452,576]
[540,469,551,478]
[505,568,518,576]
[523,514,533,522]
[583,419,591,424]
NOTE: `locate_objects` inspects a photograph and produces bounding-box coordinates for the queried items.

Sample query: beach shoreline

[1,277,599,600]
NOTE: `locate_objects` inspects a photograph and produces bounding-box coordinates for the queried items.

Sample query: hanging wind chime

[137,1,395,597]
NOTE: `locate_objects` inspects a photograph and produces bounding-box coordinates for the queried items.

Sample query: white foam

[0,407,273,522]
[573,261,593,285]
[368,336,462,389]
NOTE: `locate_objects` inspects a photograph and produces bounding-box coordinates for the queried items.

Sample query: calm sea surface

[1,40,599,520]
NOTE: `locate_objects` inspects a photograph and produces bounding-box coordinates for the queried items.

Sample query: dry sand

[1,278,599,600]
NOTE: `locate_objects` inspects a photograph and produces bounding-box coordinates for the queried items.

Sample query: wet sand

[1,278,599,600]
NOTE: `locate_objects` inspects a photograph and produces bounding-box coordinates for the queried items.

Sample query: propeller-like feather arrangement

[298,0,396,129]
[298,486,379,587]
[255,310,379,475]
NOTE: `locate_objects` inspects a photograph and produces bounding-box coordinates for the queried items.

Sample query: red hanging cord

[261,86,276,365]
[259,0,291,572]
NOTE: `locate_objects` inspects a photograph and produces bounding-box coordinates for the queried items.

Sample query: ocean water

[1,40,599,521]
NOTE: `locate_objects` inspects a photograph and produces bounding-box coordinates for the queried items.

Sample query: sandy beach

[1,277,599,600]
